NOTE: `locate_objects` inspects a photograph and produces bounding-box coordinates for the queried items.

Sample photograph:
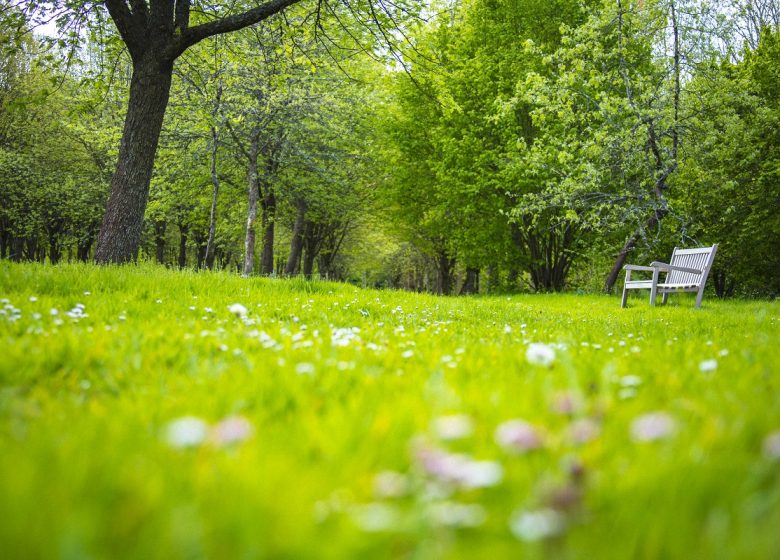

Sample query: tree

[9,0,419,264]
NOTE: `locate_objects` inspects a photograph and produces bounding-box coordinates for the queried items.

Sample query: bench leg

[695,288,705,308]
[649,269,659,306]
[621,285,628,308]
[661,292,668,305]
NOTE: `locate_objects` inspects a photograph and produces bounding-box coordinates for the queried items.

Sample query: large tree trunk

[260,190,276,275]
[242,130,261,276]
[437,251,456,295]
[95,54,173,264]
[460,267,480,295]
[285,198,306,275]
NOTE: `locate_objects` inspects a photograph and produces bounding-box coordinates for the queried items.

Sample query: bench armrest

[649,262,702,275]
[623,264,656,272]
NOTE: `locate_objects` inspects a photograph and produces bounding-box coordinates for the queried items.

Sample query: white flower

[433,415,474,441]
[763,431,780,459]
[631,412,676,442]
[414,444,502,489]
[458,460,503,489]
[510,508,566,541]
[699,359,718,373]
[526,343,555,366]
[29,296,37,302]
[165,416,209,448]
[228,303,248,317]
[373,471,410,498]
[350,503,400,532]
[620,375,642,387]
[431,502,487,528]
[495,420,543,453]
[295,362,315,375]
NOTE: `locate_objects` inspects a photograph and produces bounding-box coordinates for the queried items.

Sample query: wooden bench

[621,244,718,308]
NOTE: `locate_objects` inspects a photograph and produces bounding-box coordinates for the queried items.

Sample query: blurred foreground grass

[1,262,779,559]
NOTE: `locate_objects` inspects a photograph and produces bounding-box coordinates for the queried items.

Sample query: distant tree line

[1,0,778,296]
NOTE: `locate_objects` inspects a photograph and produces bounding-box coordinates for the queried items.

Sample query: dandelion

[763,431,780,459]
[401,349,414,359]
[631,412,676,442]
[526,343,555,366]
[165,416,209,448]
[495,419,543,453]
[699,359,718,373]
[509,508,566,541]
[433,414,473,441]
[228,303,247,317]
[29,296,37,302]
[211,416,253,446]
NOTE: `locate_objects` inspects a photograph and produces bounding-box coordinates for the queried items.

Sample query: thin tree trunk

[178,222,189,269]
[154,221,166,264]
[204,124,220,270]
[260,190,276,275]
[285,198,306,275]
[302,221,317,279]
[95,53,174,264]
[242,130,261,276]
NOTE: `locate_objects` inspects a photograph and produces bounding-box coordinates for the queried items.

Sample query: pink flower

[569,418,600,445]
[495,420,544,453]
[211,415,253,446]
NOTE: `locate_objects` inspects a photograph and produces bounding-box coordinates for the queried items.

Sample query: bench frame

[621,244,718,308]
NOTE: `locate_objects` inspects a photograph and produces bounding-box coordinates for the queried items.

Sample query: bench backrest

[668,244,718,285]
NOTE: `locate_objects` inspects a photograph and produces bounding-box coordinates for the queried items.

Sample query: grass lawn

[1,262,779,559]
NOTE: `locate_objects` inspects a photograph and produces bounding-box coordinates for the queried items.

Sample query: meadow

[1,262,778,559]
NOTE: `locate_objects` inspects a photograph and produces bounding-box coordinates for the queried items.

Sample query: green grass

[1,261,779,560]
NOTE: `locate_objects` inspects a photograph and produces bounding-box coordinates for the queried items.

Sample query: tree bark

[242,130,261,276]
[204,124,220,270]
[260,190,276,275]
[95,52,174,264]
[437,251,456,295]
[178,222,188,269]
[460,267,480,295]
[154,220,166,264]
[285,198,306,275]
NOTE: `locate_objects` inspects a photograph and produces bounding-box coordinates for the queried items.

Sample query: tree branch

[104,0,145,57]
[176,0,303,55]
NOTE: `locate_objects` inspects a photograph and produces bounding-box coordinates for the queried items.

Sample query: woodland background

[1,0,778,296]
